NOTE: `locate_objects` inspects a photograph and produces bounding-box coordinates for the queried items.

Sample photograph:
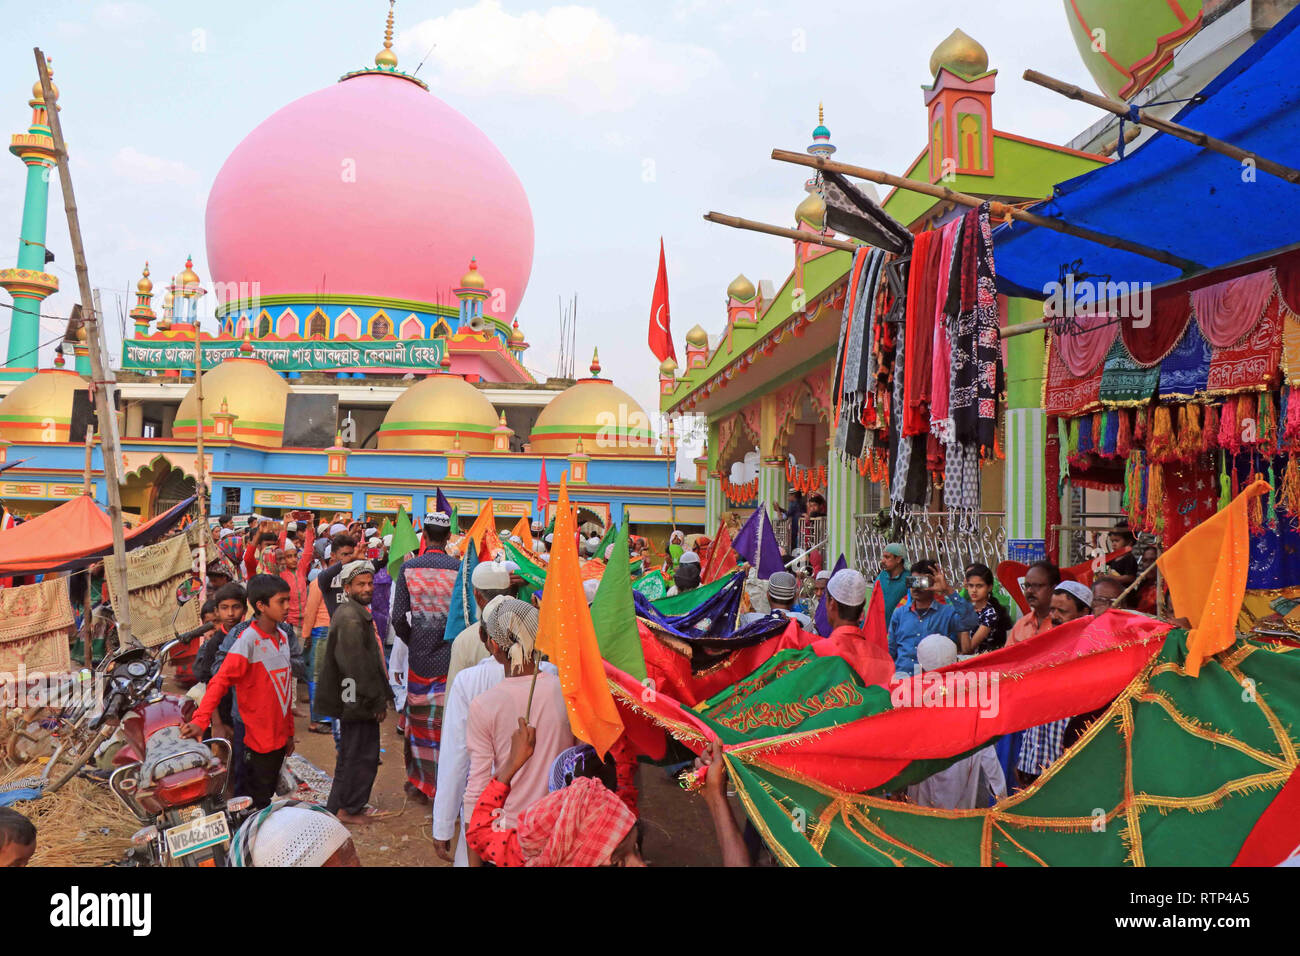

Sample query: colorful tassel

[1146,462,1165,535]
[1134,405,1149,443]
[1286,387,1300,453]
[1201,402,1219,452]
[1177,404,1202,460]
[1115,408,1133,459]
[1218,455,1231,511]
[1257,391,1278,456]
[1248,474,1265,534]
[1266,462,1277,528]
[1219,395,1242,455]
[1148,405,1175,462]
[1077,414,1095,455]
[1280,456,1300,527]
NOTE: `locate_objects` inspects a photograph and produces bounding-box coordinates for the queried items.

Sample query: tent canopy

[993,6,1300,299]
[0,495,194,575]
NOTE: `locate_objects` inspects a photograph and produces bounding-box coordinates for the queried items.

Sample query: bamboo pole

[193,314,207,606]
[81,425,93,669]
[770,148,1203,272]
[704,211,859,252]
[36,49,134,643]
[1023,69,1300,186]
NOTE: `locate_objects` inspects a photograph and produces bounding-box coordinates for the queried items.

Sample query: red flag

[700,520,736,584]
[647,238,675,363]
[536,458,550,518]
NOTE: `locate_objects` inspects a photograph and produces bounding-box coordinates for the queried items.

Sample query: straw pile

[1,762,139,867]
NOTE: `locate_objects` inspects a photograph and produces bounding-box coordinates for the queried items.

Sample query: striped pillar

[705,474,723,530]
[1005,406,1047,553]
[826,453,873,568]
[758,457,787,519]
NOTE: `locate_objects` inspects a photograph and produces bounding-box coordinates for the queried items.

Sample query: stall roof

[992,5,1300,299]
[0,495,194,575]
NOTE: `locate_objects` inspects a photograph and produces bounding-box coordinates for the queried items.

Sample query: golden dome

[795,192,826,229]
[685,324,709,348]
[136,262,153,294]
[175,357,290,448]
[0,368,86,443]
[74,325,87,343]
[460,257,487,290]
[377,373,500,452]
[31,59,58,104]
[659,357,678,376]
[530,379,654,457]
[929,28,989,79]
[510,320,525,342]
[726,273,756,301]
[177,256,202,289]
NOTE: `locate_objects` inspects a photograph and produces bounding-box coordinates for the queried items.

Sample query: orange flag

[536,474,624,757]
[463,498,497,552]
[511,515,534,552]
[1157,478,1268,677]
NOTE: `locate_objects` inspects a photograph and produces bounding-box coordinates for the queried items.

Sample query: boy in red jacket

[182,574,296,808]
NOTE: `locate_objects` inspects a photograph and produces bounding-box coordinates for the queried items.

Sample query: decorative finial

[220,397,229,413]
[499,411,507,426]
[452,432,462,451]
[53,347,65,368]
[576,437,585,455]
[818,101,824,126]
[590,347,601,377]
[240,332,253,355]
[375,0,399,69]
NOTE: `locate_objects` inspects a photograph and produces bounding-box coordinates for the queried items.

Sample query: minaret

[455,257,489,331]
[0,60,60,381]
[130,263,155,337]
[804,102,836,194]
[167,256,206,379]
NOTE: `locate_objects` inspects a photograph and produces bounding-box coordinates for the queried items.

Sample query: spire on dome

[806,103,835,193]
[375,0,398,69]
[589,348,601,378]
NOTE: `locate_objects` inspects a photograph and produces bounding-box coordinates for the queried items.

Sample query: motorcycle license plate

[164,812,230,859]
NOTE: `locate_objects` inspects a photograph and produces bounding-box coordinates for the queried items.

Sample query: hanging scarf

[949,203,1003,454]
[831,248,875,456]
[929,218,963,444]
[902,230,940,438]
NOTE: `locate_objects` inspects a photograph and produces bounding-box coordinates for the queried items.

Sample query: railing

[854,511,1008,581]
[1053,514,1128,567]
[772,515,827,565]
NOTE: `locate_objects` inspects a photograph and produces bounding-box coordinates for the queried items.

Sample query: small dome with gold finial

[659,357,678,376]
[137,262,153,294]
[796,192,826,229]
[31,58,58,105]
[685,324,709,348]
[929,28,989,79]
[510,319,525,343]
[377,372,500,452]
[177,256,202,290]
[531,353,654,457]
[726,274,757,302]
[375,0,399,68]
[459,257,486,290]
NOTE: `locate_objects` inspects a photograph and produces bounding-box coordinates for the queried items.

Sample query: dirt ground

[291,703,727,867]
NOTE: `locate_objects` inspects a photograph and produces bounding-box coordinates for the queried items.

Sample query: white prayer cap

[286,521,298,532]
[339,560,373,585]
[382,534,393,547]
[815,570,833,582]
[423,512,451,529]
[583,579,600,604]
[246,804,353,868]
[471,562,510,592]
[545,534,554,544]
[679,550,700,565]
[282,541,297,553]
[767,571,798,602]
[587,535,601,547]
[509,534,522,544]
[219,528,237,538]
[827,569,868,606]
[917,634,957,673]
[1055,580,1094,608]
[329,523,347,535]
[502,561,519,573]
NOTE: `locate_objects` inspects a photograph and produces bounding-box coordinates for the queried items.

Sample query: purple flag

[732,506,785,579]
[815,553,849,637]
[435,488,452,516]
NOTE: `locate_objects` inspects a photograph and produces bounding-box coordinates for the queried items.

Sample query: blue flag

[815,554,849,637]
[732,505,785,579]
[444,539,480,642]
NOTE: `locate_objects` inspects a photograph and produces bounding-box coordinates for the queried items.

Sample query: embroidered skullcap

[815,569,833,582]
[917,634,958,673]
[1055,580,1094,608]
[827,568,867,606]
[471,561,510,592]
[483,596,540,672]
[767,571,798,602]
[240,802,352,868]
[339,560,373,585]
[423,512,451,529]
[679,550,700,565]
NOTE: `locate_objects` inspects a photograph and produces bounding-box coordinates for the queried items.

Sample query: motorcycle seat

[140,724,214,783]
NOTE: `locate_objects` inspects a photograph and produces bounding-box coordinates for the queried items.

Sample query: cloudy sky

[0,1,1104,426]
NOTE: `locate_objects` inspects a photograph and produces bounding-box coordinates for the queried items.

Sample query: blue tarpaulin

[993,5,1300,299]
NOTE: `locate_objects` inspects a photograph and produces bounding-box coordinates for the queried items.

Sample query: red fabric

[902,230,940,437]
[1056,312,1118,377]
[1206,294,1284,395]
[0,496,187,575]
[647,238,676,364]
[1161,461,1221,548]
[741,611,1169,793]
[191,621,295,753]
[1043,336,1103,416]
[820,625,894,686]
[466,778,527,867]
[536,459,550,515]
[700,520,736,584]
[1122,290,1192,366]
[1232,765,1300,866]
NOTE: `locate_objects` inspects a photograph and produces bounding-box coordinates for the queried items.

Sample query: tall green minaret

[0,60,60,381]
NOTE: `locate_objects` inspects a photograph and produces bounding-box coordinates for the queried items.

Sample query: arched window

[431,318,453,339]
[371,314,392,338]
[277,311,298,337]
[334,310,361,339]
[307,310,329,339]
[256,314,272,338]
[401,316,425,339]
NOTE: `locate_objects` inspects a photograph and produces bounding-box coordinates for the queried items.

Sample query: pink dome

[205,73,534,321]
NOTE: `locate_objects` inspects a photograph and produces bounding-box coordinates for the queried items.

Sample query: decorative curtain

[1192,269,1275,348]
[1055,312,1119,378]
[1121,291,1192,366]
[1043,336,1102,418]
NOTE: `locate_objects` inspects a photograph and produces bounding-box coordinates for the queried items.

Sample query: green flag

[387,505,418,578]
[589,521,646,682]
[379,517,394,541]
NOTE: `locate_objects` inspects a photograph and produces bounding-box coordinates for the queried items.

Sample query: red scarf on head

[517,777,637,867]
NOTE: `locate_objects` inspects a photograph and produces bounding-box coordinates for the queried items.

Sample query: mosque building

[0,6,704,538]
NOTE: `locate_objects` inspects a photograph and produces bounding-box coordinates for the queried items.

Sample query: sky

[0,0,1105,447]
